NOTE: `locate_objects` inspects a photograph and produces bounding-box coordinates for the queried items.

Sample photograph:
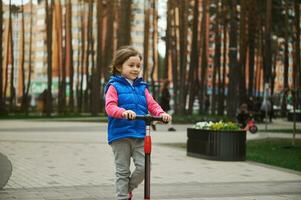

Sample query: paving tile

[0,120,300,199]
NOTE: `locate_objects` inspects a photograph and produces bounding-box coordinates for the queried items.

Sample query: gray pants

[111,138,145,200]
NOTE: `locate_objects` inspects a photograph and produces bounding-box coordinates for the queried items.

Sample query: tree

[103,0,115,81]
[66,0,74,112]
[263,0,272,88]
[55,0,66,114]
[238,0,248,103]
[150,0,158,98]
[247,0,257,98]
[143,0,150,80]
[45,0,54,116]
[117,0,132,47]
[226,0,239,118]
[218,0,228,115]
[212,0,221,115]
[187,0,200,114]
[294,1,300,110]
[8,2,16,112]
[84,0,94,113]
[23,0,33,114]
[178,0,189,115]
[164,0,171,80]
[292,0,300,146]
[0,0,4,114]
[281,0,290,117]
[91,0,104,115]
[198,0,208,114]
[20,0,26,112]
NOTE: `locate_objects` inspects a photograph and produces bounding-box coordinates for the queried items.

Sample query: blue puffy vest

[105,75,148,143]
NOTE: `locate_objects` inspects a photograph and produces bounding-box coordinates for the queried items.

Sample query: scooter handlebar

[131,115,168,124]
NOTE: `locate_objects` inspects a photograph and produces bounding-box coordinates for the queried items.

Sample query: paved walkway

[0,119,300,200]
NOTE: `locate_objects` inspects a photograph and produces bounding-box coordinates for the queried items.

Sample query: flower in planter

[194,121,240,131]
[194,121,214,130]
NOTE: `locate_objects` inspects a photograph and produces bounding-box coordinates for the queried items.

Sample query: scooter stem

[144,125,151,200]
[130,115,166,200]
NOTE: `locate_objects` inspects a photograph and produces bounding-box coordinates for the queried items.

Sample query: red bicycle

[243,118,258,134]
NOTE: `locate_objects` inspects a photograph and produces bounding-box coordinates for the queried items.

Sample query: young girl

[105,46,171,200]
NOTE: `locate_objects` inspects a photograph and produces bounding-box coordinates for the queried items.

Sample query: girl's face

[120,56,142,81]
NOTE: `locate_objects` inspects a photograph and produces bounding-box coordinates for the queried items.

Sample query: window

[36,40,45,48]
[37,9,45,15]
[36,19,45,26]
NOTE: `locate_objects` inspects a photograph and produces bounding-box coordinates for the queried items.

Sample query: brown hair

[109,46,142,75]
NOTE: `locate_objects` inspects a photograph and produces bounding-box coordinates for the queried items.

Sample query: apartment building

[2,0,153,103]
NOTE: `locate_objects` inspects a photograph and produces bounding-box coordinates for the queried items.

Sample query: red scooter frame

[134,115,166,200]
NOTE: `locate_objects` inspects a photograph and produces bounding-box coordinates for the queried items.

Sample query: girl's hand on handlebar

[122,110,136,119]
[160,113,172,123]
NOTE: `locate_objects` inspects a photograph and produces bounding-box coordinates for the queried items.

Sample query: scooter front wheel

[249,125,258,134]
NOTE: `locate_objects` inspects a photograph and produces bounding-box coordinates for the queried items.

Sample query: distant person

[104,46,171,200]
[261,98,272,122]
[236,103,251,128]
[247,96,254,114]
[160,79,176,131]
[204,94,210,114]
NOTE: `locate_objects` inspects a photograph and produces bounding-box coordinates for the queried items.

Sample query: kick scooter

[133,115,166,200]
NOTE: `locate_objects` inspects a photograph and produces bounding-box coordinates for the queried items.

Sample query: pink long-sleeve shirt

[105,85,165,118]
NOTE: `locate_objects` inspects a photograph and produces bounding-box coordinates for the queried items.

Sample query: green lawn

[246,138,301,172]
[160,138,301,172]
[0,113,107,122]
[259,129,301,134]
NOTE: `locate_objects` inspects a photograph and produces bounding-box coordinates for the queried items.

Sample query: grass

[160,138,301,172]
[246,138,301,172]
[0,113,107,122]
[259,129,301,134]
[172,114,232,124]
[1,113,233,124]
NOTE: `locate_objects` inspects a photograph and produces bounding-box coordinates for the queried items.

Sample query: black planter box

[187,128,246,161]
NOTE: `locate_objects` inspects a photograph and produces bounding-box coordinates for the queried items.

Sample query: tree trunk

[198,0,208,114]
[20,1,26,113]
[66,0,74,112]
[0,0,3,114]
[170,1,179,114]
[164,0,171,80]
[187,0,199,114]
[45,0,54,116]
[117,0,132,47]
[143,1,150,80]
[103,0,115,81]
[213,0,221,115]
[178,0,188,115]
[281,1,289,117]
[226,0,239,118]
[85,1,93,113]
[4,2,11,113]
[57,1,66,114]
[238,0,248,103]
[218,1,227,116]
[293,1,300,110]
[9,1,15,112]
[292,0,300,146]
[263,0,272,87]
[248,0,256,98]
[92,0,104,115]
[151,0,158,98]
[78,2,85,113]
[24,0,33,115]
